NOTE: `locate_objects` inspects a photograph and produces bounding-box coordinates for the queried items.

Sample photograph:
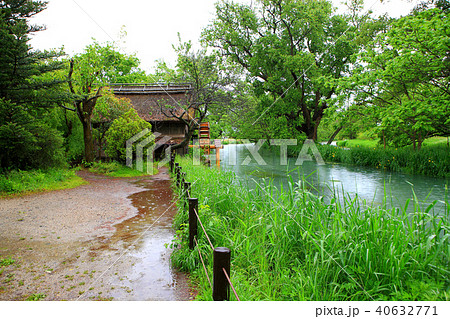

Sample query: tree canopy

[344,5,450,149]
[67,41,149,162]
[0,0,67,170]
[202,0,378,140]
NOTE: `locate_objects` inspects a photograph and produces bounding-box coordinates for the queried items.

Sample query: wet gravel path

[0,168,194,301]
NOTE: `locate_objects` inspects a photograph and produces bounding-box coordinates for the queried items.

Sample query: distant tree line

[1,0,449,174]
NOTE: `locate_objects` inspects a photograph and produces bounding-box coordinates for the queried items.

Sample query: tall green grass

[171,157,449,301]
[317,144,450,178]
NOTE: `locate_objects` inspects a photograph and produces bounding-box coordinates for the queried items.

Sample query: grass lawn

[422,136,449,147]
[88,161,159,177]
[0,168,87,197]
[336,136,449,149]
[336,139,379,148]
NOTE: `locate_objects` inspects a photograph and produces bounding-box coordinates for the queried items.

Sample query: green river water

[216,143,449,215]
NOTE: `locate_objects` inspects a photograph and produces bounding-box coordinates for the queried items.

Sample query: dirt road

[0,167,193,301]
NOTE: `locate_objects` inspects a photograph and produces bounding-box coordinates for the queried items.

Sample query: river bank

[316,144,450,178]
[171,156,449,301]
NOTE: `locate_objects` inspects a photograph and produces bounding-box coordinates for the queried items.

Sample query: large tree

[0,0,67,170]
[66,41,148,162]
[0,0,66,105]
[157,40,235,151]
[345,5,450,149]
[202,0,370,140]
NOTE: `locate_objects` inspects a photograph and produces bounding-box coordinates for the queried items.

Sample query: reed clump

[317,144,450,178]
[171,157,449,301]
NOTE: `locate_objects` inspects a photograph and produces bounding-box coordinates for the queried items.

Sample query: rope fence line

[222,267,241,301]
[194,237,212,289]
[194,208,215,251]
[171,157,241,301]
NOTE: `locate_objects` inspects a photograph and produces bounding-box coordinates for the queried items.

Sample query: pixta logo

[126,130,171,174]
[223,139,324,166]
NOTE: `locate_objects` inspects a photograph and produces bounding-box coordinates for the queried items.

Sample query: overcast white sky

[29,0,421,73]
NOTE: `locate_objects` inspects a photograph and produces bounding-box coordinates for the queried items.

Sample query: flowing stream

[216,143,449,215]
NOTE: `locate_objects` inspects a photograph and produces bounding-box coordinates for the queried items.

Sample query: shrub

[0,168,84,195]
[105,109,153,163]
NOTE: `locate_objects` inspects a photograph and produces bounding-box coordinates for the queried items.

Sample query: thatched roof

[110,83,193,122]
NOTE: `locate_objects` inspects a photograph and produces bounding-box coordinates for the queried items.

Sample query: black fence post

[181,172,186,189]
[188,198,198,250]
[176,166,181,189]
[184,182,191,199]
[174,163,179,183]
[213,247,231,301]
[170,154,174,173]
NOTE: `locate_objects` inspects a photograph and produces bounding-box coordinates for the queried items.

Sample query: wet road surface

[0,167,194,301]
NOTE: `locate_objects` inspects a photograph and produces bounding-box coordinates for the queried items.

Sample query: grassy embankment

[0,168,86,197]
[171,156,449,301]
[314,137,450,178]
[0,161,158,197]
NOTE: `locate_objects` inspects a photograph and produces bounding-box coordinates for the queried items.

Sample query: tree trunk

[172,124,196,153]
[417,132,422,151]
[327,126,343,145]
[63,109,73,138]
[82,117,95,163]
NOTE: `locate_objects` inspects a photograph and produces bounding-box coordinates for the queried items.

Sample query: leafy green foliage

[92,88,133,158]
[105,109,153,163]
[203,0,379,140]
[70,41,147,87]
[0,99,65,170]
[318,144,450,178]
[344,6,450,149]
[52,108,85,163]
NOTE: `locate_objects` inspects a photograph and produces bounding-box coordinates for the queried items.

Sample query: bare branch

[59,103,76,112]
[68,59,75,95]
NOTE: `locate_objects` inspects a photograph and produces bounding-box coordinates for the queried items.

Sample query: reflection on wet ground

[87,172,192,301]
[0,167,193,301]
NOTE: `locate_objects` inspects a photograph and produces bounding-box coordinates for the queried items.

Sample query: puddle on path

[101,177,192,301]
[0,168,193,301]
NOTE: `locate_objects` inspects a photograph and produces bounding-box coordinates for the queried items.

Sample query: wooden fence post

[170,154,174,172]
[176,165,181,189]
[213,247,231,301]
[184,181,191,198]
[188,198,198,250]
[181,172,186,190]
[174,162,179,182]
